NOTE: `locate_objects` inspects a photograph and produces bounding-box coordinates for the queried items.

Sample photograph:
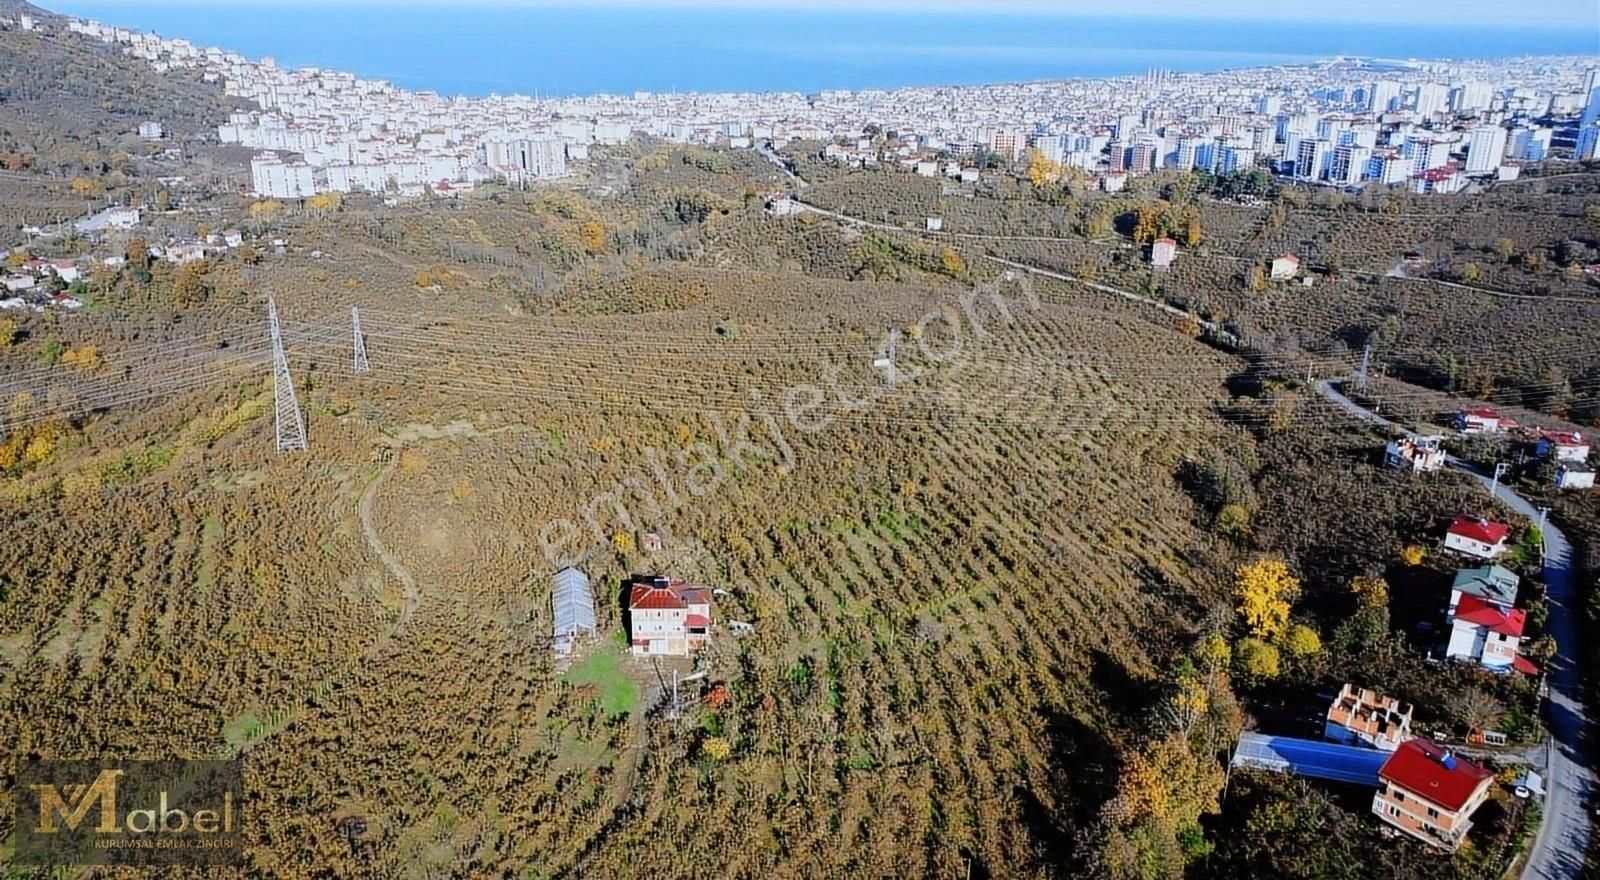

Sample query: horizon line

[42,0,1600,29]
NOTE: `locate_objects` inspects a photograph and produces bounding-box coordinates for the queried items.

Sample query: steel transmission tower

[268,297,307,452]
[351,307,370,374]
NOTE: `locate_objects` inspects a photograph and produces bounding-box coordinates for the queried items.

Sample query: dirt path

[358,448,420,631]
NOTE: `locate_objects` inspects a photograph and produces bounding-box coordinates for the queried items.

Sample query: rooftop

[1379,738,1493,811]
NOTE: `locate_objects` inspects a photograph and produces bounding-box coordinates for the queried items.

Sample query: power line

[269,297,307,453]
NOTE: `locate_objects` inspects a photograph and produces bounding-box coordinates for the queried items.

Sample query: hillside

[0,30,1592,872]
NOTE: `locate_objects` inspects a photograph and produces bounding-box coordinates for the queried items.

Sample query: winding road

[1316,380,1592,879]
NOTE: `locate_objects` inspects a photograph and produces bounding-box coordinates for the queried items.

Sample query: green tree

[1233,638,1281,681]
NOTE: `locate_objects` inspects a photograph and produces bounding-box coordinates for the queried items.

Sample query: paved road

[1316,380,1592,878]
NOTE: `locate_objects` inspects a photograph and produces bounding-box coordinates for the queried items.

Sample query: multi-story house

[626,575,712,657]
[1372,738,1494,850]
[1324,684,1413,751]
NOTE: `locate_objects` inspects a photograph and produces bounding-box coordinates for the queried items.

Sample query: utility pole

[1357,343,1372,392]
[1490,462,1509,498]
[1537,507,1550,565]
[351,306,370,374]
[269,297,307,453]
[873,329,899,389]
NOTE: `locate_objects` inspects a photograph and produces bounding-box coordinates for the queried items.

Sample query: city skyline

[47,0,1600,27]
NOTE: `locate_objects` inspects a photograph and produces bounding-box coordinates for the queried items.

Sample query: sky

[46,0,1600,27]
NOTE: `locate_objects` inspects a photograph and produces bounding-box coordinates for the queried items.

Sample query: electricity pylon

[269,297,307,453]
[351,306,370,374]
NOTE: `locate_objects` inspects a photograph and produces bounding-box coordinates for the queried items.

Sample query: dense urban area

[1,1,1598,878]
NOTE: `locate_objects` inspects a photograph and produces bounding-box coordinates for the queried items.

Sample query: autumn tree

[0,318,16,348]
[1349,574,1388,608]
[307,192,342,214]
[1280,624,1321,659]
[1232,637,1280,681]
[581,220,607,254]
[60,344,103,371]
[939,247,966,277]
[1026,149,1062,188]
[1234,558,1299,640]
[248,199,283,225]
[172,261,211,306]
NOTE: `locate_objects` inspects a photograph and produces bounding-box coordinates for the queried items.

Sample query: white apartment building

[250,153,317,198]
[1465,125,1507,174]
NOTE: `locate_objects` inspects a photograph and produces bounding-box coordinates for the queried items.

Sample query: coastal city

[49,13,1600,199]
[1,1,1599,878]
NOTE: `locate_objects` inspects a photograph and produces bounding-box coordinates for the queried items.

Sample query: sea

[47,3,1595,98]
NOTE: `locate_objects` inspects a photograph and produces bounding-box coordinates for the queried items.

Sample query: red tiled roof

[1380,738,1493,811]
[627,576,712,611]
[1541,430,1585,446]
[684,614,710,627]
[1514,655,1540,676]
[1448,516,1509,546]
[1454,594,1526,638]
[1460,406,1500,419]
[629,584,688,611]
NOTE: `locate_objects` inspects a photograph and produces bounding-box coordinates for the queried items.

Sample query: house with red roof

[1455,406,1513,434]
[1529,429,1590,464]
[1445,593,1529,673]
[1443,516,1510,560]
[1270,253,1300,280]
[626,574,712,657]
[1371,738,1494,850]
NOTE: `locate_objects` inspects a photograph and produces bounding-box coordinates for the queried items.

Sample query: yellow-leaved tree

[1349,574,1389,608]
[939,247,966,277]
[1234,558,1299,640]
[1026,149,1062,188]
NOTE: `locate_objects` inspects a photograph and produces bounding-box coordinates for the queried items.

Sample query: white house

[915,160,939,177]
[166,243,207,265]
[627,575,712,657]
[925,216,944,232]
[1456,406,1511,434]
[1271,254,1301,280]
[1445,594,1530,673]
[1555,464,1596,490]
[3,275,36,292]
[47,260,80,285]
[1443,516,1510,560]
[1150,237,1178,269]
[766,194,803,217]
[1530,430,1589,463]
[1385,435,1446,473]
[138,121,165,140]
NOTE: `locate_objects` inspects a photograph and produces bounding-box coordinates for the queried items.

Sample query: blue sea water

[48,3,1595,97]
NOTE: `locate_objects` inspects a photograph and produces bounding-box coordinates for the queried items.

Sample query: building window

[1427,807,1438,818]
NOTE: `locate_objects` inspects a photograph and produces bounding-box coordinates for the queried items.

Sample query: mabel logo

[14,760,244,866]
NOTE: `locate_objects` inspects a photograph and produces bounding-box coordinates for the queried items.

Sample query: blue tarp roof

[1232,732,1389,786]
